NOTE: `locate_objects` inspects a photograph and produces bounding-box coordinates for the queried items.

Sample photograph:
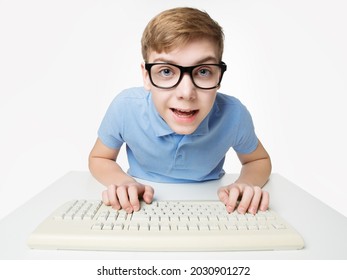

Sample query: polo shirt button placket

[174,153,183,166]
[173,135,186,168]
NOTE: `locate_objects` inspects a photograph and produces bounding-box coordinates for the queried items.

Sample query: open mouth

[170,108,199,118]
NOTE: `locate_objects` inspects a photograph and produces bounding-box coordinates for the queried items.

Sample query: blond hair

[141,7,224,62]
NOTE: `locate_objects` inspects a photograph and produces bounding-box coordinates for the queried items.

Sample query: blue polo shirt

[98,87,258,183]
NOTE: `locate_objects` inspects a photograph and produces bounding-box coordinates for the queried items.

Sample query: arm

[88,138,154,213]
[218,140,271,214]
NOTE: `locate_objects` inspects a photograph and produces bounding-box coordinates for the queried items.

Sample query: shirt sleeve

[97,95,125,149]
[232,103,259,154]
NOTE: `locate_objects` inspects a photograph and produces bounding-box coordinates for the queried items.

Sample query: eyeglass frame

[144,61,227,90]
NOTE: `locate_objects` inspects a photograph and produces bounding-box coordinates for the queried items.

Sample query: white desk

[1,171,346,259]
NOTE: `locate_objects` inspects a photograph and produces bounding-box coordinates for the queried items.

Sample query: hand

[217,183,269,214]
[102,182,154,213]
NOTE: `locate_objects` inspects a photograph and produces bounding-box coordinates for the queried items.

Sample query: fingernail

[113,205,121,210]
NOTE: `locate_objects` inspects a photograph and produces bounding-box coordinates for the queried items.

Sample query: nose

[175,73,197,100]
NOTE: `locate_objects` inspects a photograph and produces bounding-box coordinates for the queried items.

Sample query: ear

[141,62,151,91]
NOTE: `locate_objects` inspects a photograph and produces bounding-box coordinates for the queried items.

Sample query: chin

[171,125,198,135]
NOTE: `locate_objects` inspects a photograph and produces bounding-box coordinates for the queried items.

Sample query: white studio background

[0,0,346,220]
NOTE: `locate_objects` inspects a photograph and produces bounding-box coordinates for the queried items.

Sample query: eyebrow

[152,56,219,65]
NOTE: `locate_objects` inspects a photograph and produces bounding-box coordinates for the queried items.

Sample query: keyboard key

[137,223,148,231]
[91,222,103,230]
[150,215,160,222]
[198,224,209,231]
[247,224,258,230]
[188,224,199,231]
[225,224,237,230]
[237,225,247,231]
[149,224,160,231]
[272,223,286,229]
[103,223,114,230]
[160,223,171,232]
[259,224,269,230]
[209,224,220,231]
[128,223,139,231]
[113,223,124,230]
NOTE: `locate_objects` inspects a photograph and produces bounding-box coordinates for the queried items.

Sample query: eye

[159,68,173,77]
[198,68,211,76]
[195,66,213,78]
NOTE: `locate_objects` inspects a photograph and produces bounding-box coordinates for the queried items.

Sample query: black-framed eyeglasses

[145,62,227,90]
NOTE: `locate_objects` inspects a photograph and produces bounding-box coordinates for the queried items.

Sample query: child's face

[142,38,220,135]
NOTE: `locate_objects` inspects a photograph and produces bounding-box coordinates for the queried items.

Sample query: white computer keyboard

[27,200,304,251]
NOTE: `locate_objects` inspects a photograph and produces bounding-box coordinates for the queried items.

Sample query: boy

[89,7,271,215]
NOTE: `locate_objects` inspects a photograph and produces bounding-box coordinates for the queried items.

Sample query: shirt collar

[148,92,213,137]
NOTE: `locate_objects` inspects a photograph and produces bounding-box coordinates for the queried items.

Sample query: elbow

[88,152,96,174]
[264,155,272,184]
[267,155,272,175]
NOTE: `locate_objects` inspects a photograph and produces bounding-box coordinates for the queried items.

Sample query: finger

[217,187,229,205]
[237,185,254,214]
[102,189,110,205]
[128,184,141,211]
[107,184,121,210]
[248,186,262,214]
[142,185,154,204]
[259,190,270,211]
[226,186,241,213]
[116,185,132,213]
[227,187,240,212]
